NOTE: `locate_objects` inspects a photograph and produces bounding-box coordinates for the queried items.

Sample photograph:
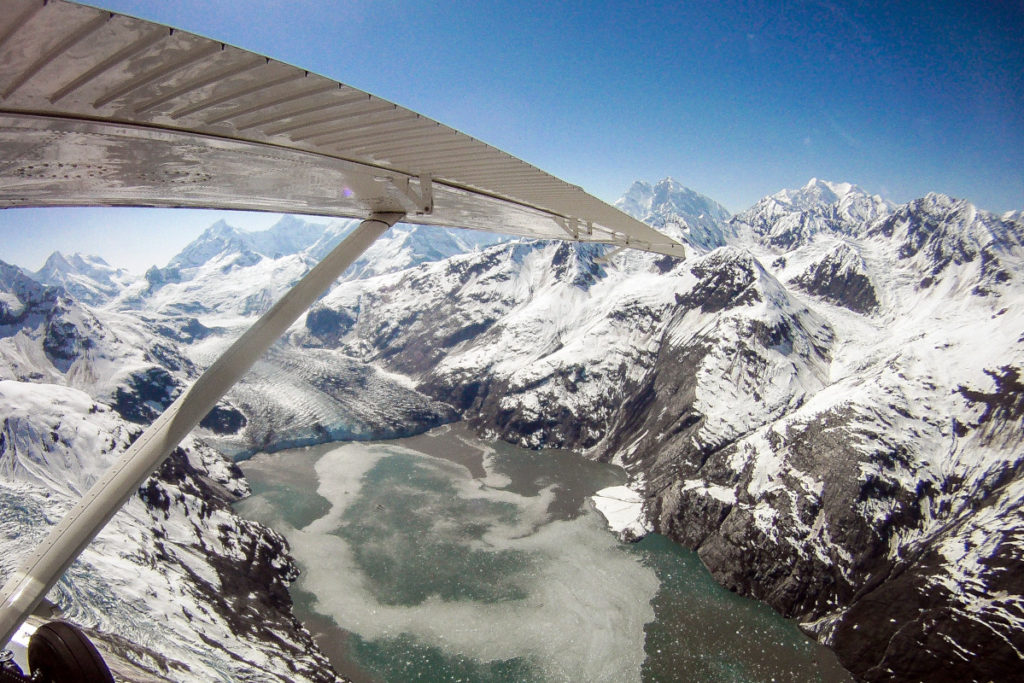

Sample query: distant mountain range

[1,178,1021,681]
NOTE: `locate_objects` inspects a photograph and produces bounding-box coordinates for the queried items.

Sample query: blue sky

[1,0,1022,272]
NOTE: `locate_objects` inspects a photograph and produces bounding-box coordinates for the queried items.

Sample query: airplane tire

[27,621,114,683]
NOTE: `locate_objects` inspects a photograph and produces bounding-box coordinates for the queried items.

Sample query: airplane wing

[0,0,683,256]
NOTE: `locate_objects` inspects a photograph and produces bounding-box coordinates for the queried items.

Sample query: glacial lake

[235,423,850,682]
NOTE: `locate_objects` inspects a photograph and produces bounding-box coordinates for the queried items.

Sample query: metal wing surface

[0,0,683,257]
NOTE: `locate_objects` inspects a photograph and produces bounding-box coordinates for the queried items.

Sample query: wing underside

[0,0,683,257]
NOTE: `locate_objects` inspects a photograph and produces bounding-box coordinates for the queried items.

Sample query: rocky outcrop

[141,448,343,683]
[790,244,879,313]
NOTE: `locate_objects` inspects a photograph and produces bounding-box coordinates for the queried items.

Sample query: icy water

[236,423,850,682]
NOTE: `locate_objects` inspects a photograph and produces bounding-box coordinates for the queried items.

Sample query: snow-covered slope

[732,178,894,250]
[0,257,351,681]
[129,216,506,319]
[0,379,341,682]
[0,212,489,678]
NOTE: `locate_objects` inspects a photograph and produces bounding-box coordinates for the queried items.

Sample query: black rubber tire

[27,621,114,683]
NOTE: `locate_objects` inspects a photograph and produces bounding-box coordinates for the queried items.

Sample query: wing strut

[0,211,405,645]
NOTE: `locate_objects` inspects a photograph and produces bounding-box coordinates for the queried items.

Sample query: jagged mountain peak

[205,218,235,236]
[763,178,888,216]
[33,251,132,307]
[254,215,332,258]
[732,178,893,251]
[169,220,248,269]
[616,177,730,221]
[870,193,1024,252]
[654,178,730,216]
[168,217,330,270]
[39,250,72,270]
[797,177,857,203]
[615,177,732,252]
[131,218,508,317]
[37,251,118,276]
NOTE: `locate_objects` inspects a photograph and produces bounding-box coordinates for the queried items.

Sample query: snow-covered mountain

[0,256,348,680]
[0,217,491,679]
[34,252,135,306]
[615,178,732,251]
[732,177,894,250]
[131,216,506,318]
[2,180,1022,681]
[0,380,342,681]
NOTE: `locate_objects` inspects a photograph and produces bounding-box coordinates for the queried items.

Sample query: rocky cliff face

[789,244,879,314]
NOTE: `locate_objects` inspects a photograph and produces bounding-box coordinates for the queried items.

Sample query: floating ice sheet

[242,440,658,682]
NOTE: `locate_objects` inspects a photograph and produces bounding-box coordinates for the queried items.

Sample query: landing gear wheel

[27,621,114,683]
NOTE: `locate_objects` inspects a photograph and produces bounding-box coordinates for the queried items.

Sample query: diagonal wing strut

[0,212,404,645]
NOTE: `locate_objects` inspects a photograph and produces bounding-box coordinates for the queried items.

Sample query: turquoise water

[236,424,849,682]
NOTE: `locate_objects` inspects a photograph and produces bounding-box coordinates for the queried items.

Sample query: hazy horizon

[2,174,1022,275]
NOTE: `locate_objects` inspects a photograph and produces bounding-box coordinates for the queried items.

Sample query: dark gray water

[236,423,850,682]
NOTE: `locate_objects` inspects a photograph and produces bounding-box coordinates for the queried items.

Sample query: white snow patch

[682,479,738,505]
[591,485,651,540]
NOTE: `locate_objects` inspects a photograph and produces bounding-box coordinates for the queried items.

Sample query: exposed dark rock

[144,264,182,291]
[43,299,97,361]
[137,448,343,682]
[790,245,879,314]
[653,254,680,273]
[0,261,59,326]
[200,403,247,435]
[868,196,981,278]
[222,249,262,272]
[549,242,604,289]
[675,249,762,313]
[150,316,215,344]
[305,305,356,343]
[956,366,1024,440]
[113,367,181,424]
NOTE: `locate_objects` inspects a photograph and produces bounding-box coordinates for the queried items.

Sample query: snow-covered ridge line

[293,178,1022,680]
